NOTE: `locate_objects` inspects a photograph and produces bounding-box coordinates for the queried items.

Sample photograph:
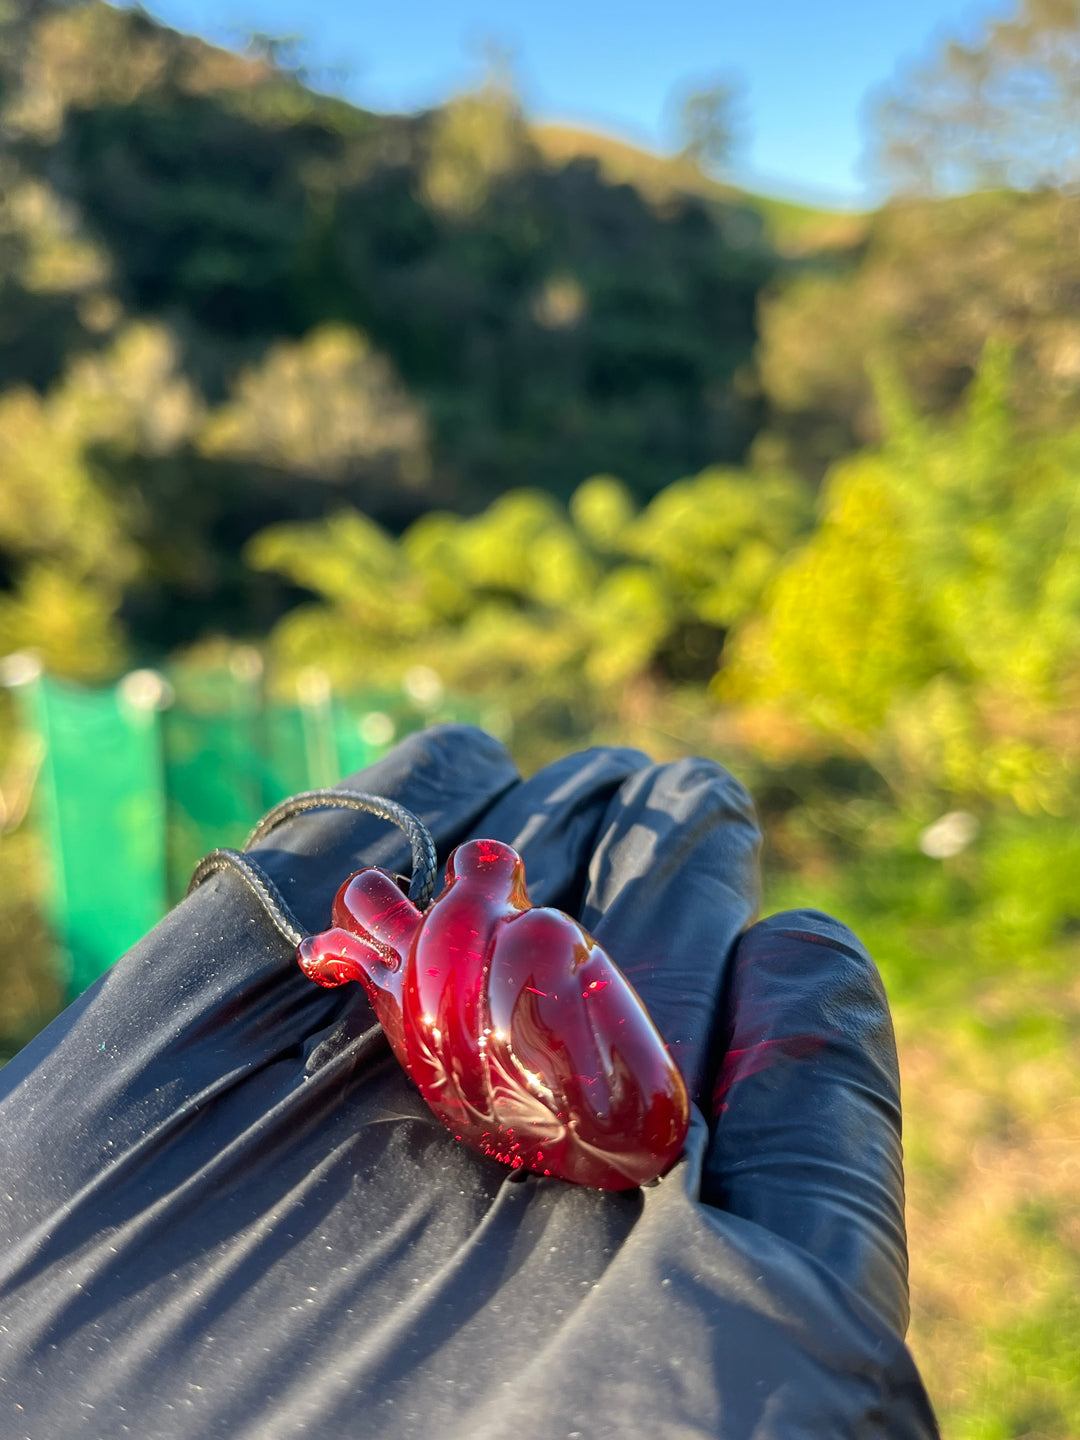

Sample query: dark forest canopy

[0,0,785,646]
[4,1,1080,656]
[0,5,776,500]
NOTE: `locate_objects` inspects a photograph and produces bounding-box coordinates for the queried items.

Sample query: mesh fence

[9,665,488,997]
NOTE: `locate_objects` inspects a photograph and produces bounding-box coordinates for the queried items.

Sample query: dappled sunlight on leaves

[723,348,1080,816]
[248,466,808,745]
[200,325,429,485]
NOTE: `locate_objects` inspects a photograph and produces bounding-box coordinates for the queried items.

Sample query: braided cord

[244,791,438,911]
[188,848,307,947]
[186,789,440,945]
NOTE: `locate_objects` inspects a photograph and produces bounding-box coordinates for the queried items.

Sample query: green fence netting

[7,662,491,999]
[16,671,168,998]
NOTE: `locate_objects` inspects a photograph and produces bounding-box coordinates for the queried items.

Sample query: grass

[762,808,1080,1438]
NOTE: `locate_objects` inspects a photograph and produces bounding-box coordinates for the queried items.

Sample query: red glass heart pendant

[298,838,690,1190]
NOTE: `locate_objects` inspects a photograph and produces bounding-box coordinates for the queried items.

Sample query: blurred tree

[757,188,1080,480]
[200,325,429,487]
[0,146,115,393]
[673,76,745,177]
[248,465,809,739]
[871,0,1080,194]
[420,73,534,218]
[723,344,1080,815]
[758,0,1080,481]
[108,324,429,648]
[0,563,127,678]
[3,0,268,142]
[0,321,202,676]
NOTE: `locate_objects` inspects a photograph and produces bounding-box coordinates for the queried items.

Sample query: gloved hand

[0,726,939,1439]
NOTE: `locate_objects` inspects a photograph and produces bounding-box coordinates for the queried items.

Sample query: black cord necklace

[187,789,439,946]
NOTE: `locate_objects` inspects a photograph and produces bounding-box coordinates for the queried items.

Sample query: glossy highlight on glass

[298,838,690,1189]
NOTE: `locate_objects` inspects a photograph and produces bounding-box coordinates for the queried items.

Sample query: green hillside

[0,1,786,651]
[532,122,870,254]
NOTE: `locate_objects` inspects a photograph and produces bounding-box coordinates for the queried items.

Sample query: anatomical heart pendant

[298,838,690,1190]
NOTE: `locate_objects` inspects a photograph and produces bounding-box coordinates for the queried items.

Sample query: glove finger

[576,757,762,1105]
[702,909,910,1337]
[463,744,655,914]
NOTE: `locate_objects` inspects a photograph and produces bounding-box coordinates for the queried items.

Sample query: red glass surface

[298,838,690,1190]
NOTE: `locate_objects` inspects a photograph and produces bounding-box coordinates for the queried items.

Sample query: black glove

[0,725,939,1439]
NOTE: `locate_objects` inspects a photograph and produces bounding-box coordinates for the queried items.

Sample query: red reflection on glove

[298,838,689,1190]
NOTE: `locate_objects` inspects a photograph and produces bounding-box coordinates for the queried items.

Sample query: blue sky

[120,0,1011,207]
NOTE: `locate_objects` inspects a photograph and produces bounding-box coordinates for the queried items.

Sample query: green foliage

[949,1281,1080,1440]
[0,0,779,649]
[6,1,771,487]
[724,346,1080,813]
[721,451,943,735]
[199,324,429,486]
[249,467,810,739]
[758,795,1080,1440]
[758,187,1080,480]
[0,320,204,677]
[622,467,812,630]
[0,824,60,1065]
[0,564,127,679]
[420,80,534,217]
[0,303,439,660]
